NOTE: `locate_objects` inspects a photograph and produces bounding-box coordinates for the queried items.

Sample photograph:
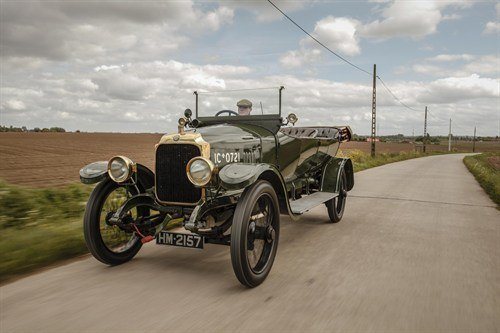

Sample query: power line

[377,76,421,113]
[266,0,372,76]
[426,109,443,122]
[267,0,469,136]
[267,0,427,116]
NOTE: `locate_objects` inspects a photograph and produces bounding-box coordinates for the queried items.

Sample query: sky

[1,0,499,136]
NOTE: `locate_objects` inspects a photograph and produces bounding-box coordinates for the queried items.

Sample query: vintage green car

[79,87,354,287]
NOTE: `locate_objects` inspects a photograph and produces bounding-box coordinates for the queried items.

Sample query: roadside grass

[0,181,184,283]
[463,152,500,207]
[339,149,444,172]
[0,182,91,283]
[0,150,449,283]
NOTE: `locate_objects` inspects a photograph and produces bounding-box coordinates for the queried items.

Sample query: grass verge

[0,150,447,283]
[339,149,444,172]
[0,182,91,283]
[463,152,500,207]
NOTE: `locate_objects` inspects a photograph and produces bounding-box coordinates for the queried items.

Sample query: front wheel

[325,168,347,223]
[83,178,144,265]
[230,180,280,288]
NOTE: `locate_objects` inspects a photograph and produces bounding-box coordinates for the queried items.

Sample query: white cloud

[0,1,497,135]
[204,6,234,31]
[427,54,475,62]
[412,64,445,75]
[360,0,471,39]
[222,1,306,22]
[412,54,500,77]
[280,1,474,70]
[2,59,498,135]
[2,99,26,111]
[124,112,143,121]
[416,74,499,104]
[462,55,500,76]
[280,49,322,69]
[94,65,122,72]
[483,21,500,34]
[280,16,360,69]
[361,2,441,39]
[0,1,233,64]
[310,17,361,56]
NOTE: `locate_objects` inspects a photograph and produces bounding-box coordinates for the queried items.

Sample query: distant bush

[0,125,66,132]
[49,127,66,132]
[0,125,24,132]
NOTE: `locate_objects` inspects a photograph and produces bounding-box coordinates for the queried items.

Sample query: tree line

[0,125,66,133]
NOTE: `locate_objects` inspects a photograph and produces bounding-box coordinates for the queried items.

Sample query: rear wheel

[325,168,347,223]
[83,179,145,265]
[230,180,280,288]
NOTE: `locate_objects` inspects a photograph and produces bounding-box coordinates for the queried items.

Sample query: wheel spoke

[99,186,140,253]
[246,194,276,274]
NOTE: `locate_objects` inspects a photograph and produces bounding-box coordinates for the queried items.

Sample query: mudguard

[79,161,154,190]
[219,163,297,218]
[321,157,354,193]
[219,163,278,190]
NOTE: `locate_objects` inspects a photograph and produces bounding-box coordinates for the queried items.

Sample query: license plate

[156,231,204,249]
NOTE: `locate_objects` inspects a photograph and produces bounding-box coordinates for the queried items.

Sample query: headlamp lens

[108,157,131,182]
[187,157,213,186]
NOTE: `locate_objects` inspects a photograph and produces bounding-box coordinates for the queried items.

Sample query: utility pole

[371,64,376,157]
[423,106,428,153]
[448,118,452,152]
[472,126,476,152]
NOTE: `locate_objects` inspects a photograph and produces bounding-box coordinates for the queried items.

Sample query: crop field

[1,132,498,187]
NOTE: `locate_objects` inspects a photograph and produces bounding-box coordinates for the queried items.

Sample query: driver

[237,99,252,116]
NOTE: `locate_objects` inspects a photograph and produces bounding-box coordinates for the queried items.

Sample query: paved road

[1,154,499,332]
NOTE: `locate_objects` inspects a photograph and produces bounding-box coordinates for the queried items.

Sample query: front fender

[79,161,154,191]
[219,163,298,219]
[219,163,278,191]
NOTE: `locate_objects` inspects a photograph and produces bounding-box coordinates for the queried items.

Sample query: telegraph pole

[448,118,452,152]
[371,64,376,157]
[472,126,476,152]
[423,106,428,153]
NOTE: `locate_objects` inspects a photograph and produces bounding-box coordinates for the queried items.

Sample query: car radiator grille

[155,144,202,204]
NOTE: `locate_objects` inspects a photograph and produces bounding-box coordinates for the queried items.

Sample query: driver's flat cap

[237,99,252,107]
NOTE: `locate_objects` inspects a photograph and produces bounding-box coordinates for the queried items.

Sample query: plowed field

[1,132,498,187]
[0,133,162,187]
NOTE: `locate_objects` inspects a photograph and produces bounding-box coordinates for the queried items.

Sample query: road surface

[1,154,499,332]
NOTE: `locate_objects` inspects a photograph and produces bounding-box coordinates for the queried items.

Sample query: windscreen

[196,87,281,118]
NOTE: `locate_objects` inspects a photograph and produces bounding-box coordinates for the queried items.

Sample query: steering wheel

[215,110,239,117]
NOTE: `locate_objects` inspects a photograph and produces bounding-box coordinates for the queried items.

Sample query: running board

[290,191,338,214]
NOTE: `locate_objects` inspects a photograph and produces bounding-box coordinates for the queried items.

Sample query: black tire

[230,180,280,288]
[325,168,347,223]
[83,179,142,265]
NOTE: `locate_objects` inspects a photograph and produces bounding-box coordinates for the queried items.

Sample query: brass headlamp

[107,156,136,183]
